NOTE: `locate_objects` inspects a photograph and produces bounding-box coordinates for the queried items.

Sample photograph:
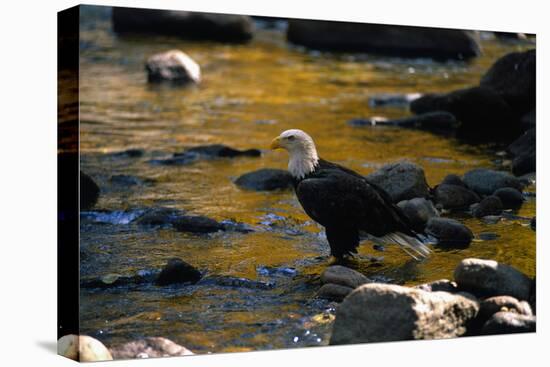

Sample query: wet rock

[200,275,274,290]
[478,296,533,323]
[235,168,294,191]
[172,215,224,233]
[454,258,533,300]
[287,20,480,60]
[508,128,535,157]
[316,283,354,302]
[433,184,480,210]
[112,8,254,43]
[518,172,536,187]
[80,172,100,210]
[135,207,185,226]
[146,50,200,84]
[507,128,535,176]
[81,272,157,289]
[426,217,473,248]
[182,144,261,158]
[367,93,422,107]
[463,168,523,196]
[110,174,154,187]
[220,219,255,233]
[397,197,439,232]
[110,337,193,359]
[481,311,536,335]
[530,217,535,231]
[493,187,524,209]
[347,116,388,127]
[512,150,536,177]
[109,148,144,158]
[412,86,521,140]
[321,265,371,289]
[366,161,429,203]
[480,49,535,116]
[372,111,459,132]
[440,174,467,187]
[329,283,479,344]
[58,335,113,362]
[156,258,202,286]
[472,196,503,218]
[414,279,458,293]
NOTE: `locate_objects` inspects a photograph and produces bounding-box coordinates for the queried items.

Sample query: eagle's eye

[287,135,295,141]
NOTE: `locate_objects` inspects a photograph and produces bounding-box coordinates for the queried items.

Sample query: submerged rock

[366,161,429,203]
[472,195,503,218]
[316,283,354,302]
[110,337,193,359]
[172,215,224,233]
[146,50,201,84]
[200,275,274,290]
[80,172,100,211]
[463,168,523,196]
[454,258,533,300]
[320,265,371,289]
[397,197,439,232]
[433,183,480,210]
[287,20,480,60]
[493,187,524,209]
[81,272,157,289]
[426,217,473,248]
[112,8,254,43]
[481,311,536,335]
[182,144,261,158]
[58,335,113,362]
[235,168,294,191]
[134,207,186,226]
[156,258,202,286]
[329,283,479,344]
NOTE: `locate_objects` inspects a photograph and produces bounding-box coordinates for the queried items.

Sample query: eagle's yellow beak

[270,137,282,150]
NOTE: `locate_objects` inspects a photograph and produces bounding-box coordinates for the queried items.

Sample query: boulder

[366,161,429,203]
[172,215,224,233]
[425,217,473,248]
[316,283,354,302]
[512,150,536,176]
[320,265,371,289]
[481,311,536,335]
[472,196,503,218]
[433,183,480,210]
[462,168,523,196]
[507,128,535,176]
[493,187,524,209]
[58,335,113,362]
[183,144,261,158]
[397,197,439,232]
[235,168,294,191]
[110,337,193,359]
[287,20,481,60]
[440,174,467,187]
[478,296,532,322]
[329,283,479,344]
[480,49,535,116]
[146,50,200,84]
[112,7,254,42]
[156,258,202,286]
[454,258,533,300]
[80,171,100,211]
[414,279,458,293]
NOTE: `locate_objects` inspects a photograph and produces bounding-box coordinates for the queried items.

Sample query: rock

[110,174,154,187]
[454,258,533,300]
[58,335,113,362]
[478,296,533,322]
[507,128,535,176]
[235,168,294,191]
[433,184,480,210]
[110,337,193,359]
[81,272,157,289]
[112,8,254,43]
[414,279,458,293]
[463,168,523,196]
[372,111,459,132]
[410,86,520,140]
[512,150,536,176]
[135,207,185,226]
[397,197,439,232]
[425,217,473,248]
[481,311,536,335]
[493,187,524,209]
[109,148,145,158]
[316,283,354,302]
[287,20,480,60]
[156,258,202,286]
[347,116,388,127]
[183,144,261,158]
[172,215,224,233]
[146,50,200,84]
[199,275,274,290]
[329,283,479,344]
[366,161,429,203]
[529,278,536,313]
[440,174,467,187]
[367,93,422,107]
[530,217,536,231]
[472,196,503,218]
[80,172,100,210]
[480,49,535,115]
[320,265,371,289]
[518,172,536,187]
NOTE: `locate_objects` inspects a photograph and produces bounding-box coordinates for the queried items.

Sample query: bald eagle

[270,129,431,260]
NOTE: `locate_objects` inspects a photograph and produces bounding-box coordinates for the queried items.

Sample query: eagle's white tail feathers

[374,232,432,260]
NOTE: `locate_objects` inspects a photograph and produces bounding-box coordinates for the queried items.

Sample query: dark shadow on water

[36,340,57,355]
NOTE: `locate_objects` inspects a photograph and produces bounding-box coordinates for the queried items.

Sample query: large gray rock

[433,183,480,210]
[287,20,481,60]
[366,161,430,203]
[397,197,439,232]
[316,283,354,302]
[146,50,200,84]
[330,283,479,344]
[426,217,473,248]
[110,337,193,359]
[112,7,254,42]
[481,311,536,335]
[320,265,371,289]
[454,258,533,300]
[58,335,113,362]
[463,168,523,196]
[235,168,294,191]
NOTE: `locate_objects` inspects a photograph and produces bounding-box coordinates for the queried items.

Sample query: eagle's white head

[270,129,319,179]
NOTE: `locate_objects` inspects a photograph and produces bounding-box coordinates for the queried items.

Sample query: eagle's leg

[325,226,360,260]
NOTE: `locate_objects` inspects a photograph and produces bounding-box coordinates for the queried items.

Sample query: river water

[76,8,535,354]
